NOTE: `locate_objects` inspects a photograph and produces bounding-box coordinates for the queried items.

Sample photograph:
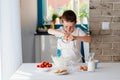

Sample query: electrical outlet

[102,22,110,30]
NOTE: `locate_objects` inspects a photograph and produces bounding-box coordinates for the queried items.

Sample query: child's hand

[67,34,74,41]
[63,33,69,41]
[63,33,74,42]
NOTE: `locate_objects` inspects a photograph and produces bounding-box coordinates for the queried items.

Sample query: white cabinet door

[35,35,57,63]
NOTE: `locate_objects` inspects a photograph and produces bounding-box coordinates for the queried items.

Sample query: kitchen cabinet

[35,34,57,62]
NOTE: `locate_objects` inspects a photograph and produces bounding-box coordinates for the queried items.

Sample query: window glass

[44,0,89,24]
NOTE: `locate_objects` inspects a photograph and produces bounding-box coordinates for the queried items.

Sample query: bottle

[50,23,54,29]
[88,59,95,72]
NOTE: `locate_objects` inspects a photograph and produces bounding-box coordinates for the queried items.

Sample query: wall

[90,0,120,62]
[0,0,22,80]
[21,0,37,62]
[0,39,2,80]
[0,0,2,80]
[0,0,2,79]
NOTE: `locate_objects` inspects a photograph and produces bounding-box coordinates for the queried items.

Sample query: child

[48,10,92,63]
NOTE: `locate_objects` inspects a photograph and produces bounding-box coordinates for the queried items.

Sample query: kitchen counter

[10,63,120,80]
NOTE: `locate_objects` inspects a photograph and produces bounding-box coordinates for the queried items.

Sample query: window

[43,0,89,24]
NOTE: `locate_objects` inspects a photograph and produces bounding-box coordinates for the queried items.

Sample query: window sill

[35,24,88,35]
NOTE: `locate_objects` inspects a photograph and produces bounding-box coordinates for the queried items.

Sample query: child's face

[63,20,76,33]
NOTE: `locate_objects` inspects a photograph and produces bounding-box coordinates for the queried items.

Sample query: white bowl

[51,56,70,67]
[37,67,51,72]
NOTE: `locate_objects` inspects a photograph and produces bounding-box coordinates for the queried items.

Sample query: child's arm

[48,29,92,42]
[66,34,92,42]
[48,29,64,37]
[73,36,92,42]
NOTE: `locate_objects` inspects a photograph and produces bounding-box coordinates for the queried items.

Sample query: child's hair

[62,10,77,23]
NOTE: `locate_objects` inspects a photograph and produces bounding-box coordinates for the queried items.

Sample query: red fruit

[36,65,40,68]
[46,65,49,68]
[38,64,44,68]
[43,62,47,66]
[41,61,45,64]
[41,61,46,66]
[48,64,52,67]
[46,62,49,65]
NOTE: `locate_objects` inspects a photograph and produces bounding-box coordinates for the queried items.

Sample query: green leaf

[52,13,58,21]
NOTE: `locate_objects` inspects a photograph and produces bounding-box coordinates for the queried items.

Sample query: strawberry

[40,64,44,68]
[43,62,47,66]
[41,61,46,64]
[46,65,49,68]
[41,61,46,66]
[36,65,40,68]
[48,64,52,67]
[46,62,49,65]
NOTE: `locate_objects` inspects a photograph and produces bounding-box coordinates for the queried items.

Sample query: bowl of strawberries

[36,61,52,72]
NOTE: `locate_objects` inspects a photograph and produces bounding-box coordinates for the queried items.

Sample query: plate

[51,69,69,75]
[56,71,69,75]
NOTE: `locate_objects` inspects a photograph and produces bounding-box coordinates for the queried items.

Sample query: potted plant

[79,4,89,24]
[52,13,58,24]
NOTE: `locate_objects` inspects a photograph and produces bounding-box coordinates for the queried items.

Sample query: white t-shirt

[56,26,86,62]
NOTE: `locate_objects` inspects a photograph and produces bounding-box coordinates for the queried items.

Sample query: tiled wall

[89,0,120,62]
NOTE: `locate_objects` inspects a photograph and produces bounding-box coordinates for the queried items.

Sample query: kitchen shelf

[35,24,88,35]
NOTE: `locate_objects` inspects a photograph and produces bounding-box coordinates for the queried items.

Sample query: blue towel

[57,49,61,57]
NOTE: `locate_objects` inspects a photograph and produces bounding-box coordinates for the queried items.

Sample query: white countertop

[10,63,120,80]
